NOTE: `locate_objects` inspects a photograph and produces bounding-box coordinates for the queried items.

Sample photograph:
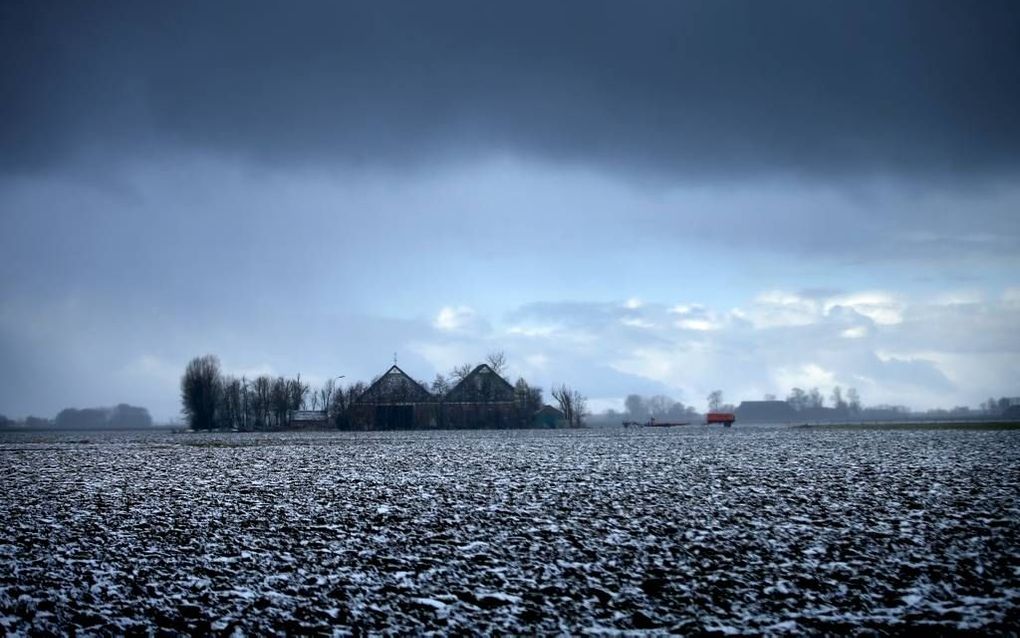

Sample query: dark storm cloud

[2,0,1018,178]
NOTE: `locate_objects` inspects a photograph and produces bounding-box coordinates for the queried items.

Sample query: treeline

[980,396,1019,417]
[784,386,862,413]
[0,404,152,429]
[56,404,152,429]
[590,385,1020,424]
[590,387,865,424]
[0,415,51,429]
[181,355,329,431]
[603,395,701,421]
[180,353,588,431]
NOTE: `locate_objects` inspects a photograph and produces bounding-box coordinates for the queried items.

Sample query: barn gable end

[350,365,439,430]
[356,365,434,404]
[444,364,516,403]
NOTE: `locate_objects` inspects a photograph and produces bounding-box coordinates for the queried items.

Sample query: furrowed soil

[1,427,1018,635]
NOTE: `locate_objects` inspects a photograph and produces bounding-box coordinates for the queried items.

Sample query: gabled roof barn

[444,364,516,403]
[356,365,435,404]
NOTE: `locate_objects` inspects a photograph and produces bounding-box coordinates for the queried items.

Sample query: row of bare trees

[980,396,1017,416]
[182,352,587,430]
[182,355,319,430]
[620,394,700,421]
[428,351,510,397]
[785,386,862,413]
[216,373,309,430]
[705,386,863,413]
[551,384,587,428]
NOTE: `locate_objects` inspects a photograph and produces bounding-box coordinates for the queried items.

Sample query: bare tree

[515,377,543,425]
[666,401,696,420]
[847,387,861,413]
[485,351,508,375]
[270,377,290,427]
[981,397,997,414]
[219,375,243,430]
[647,395,675,417]
[252,375,272,429]
[787,387,807,411]
[831,385,847,411]
[431,373,450,396]
[707,390,723,412]
[572,388,588,428]
[317,378,338,417]
[808,387,824,409]
[331,381,367,429]
[450,363,473,382]
[329,390,346,428]
[625,394,648,419]
[181,355,222,430]
[552,384,587,428]
[240,377,249,430]
[288,374,308,411]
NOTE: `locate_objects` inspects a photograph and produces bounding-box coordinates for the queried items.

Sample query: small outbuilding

[533,404,567,429]
[288,410,328,429]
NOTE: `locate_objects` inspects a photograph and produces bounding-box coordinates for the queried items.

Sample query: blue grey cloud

[2,1,1018,179]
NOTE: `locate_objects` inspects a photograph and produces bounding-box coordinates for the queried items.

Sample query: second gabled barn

[442,363,518,429]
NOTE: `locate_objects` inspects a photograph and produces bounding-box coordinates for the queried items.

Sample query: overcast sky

[2,1,1018,421]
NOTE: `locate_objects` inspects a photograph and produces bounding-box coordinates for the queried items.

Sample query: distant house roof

[535,405,565,418]
[534,404,566,428]
[444,364,516,403]
[356,365,435,404]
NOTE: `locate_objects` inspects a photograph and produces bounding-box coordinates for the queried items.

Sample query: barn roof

[535,404,565,418]
[356,365,435,404]
[444,364,516,403]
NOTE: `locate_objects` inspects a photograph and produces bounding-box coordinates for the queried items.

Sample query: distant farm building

[288,410,329,429]
[735,401,797,423]
[349,363,550,430]
[533,405,567,428]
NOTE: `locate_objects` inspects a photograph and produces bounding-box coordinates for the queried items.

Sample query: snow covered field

[1,427,1018,634]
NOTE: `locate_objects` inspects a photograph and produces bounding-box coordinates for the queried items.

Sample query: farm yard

[1,427,1018,634]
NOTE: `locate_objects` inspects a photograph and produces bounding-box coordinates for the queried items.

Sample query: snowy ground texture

[1,427,1018,635]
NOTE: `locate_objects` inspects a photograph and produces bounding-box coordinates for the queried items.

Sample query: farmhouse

[349,363,531,430]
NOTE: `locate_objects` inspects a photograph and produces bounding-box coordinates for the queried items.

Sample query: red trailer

[706,412,736,427]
